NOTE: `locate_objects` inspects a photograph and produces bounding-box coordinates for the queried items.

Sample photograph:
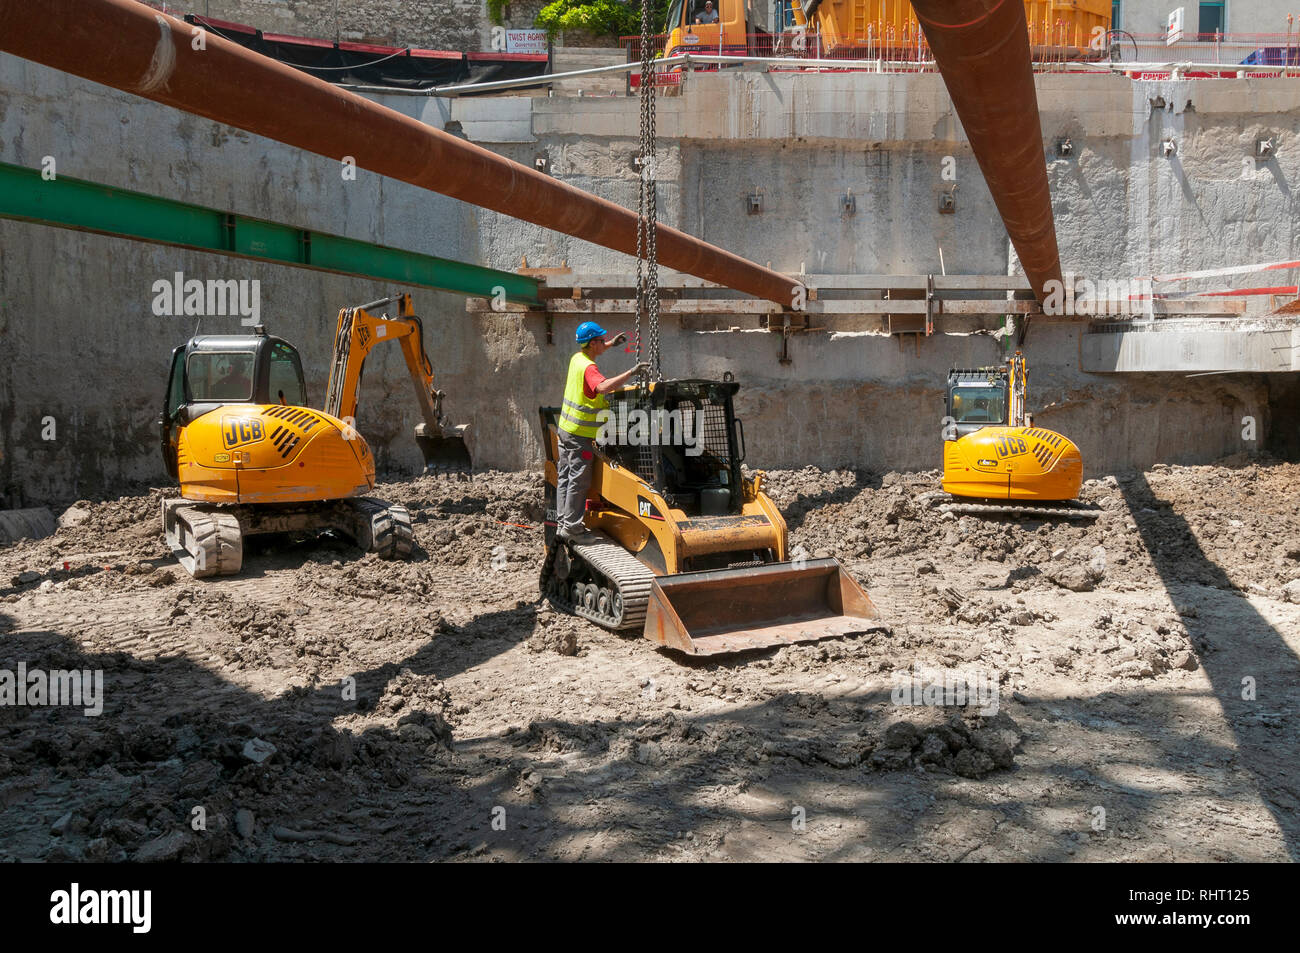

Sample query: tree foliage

[535,0,674,38]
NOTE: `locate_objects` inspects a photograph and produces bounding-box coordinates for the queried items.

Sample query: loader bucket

[415,423,473,475]
[642,557,885,656]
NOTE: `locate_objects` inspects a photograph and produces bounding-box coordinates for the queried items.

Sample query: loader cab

[945,368,1009,440]
[540,379,748,519]
[159,329,308,478]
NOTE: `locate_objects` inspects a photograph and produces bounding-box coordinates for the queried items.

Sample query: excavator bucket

[642,557,885,656]
[415,422,472,475]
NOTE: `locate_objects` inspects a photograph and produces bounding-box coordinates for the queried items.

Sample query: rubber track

[937,500,1101,520]
[166,504,243,578]
[347,498,414,560]
[541,535,655,631]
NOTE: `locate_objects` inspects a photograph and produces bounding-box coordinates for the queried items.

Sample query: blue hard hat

[576,321,607,344]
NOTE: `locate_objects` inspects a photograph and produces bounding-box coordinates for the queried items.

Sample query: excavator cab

[941,354,1087,508]
[945,366,1009,440]
[159,328,307,479]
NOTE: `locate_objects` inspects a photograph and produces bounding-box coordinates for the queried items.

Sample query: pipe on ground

[0,0,800,307]
[911,0,1064,328]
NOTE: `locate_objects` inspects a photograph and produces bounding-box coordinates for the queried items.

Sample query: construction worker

[695,1,719,24]
[556,321,647,543]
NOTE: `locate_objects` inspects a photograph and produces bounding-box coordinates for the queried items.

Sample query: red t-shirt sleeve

[583,363,606,400]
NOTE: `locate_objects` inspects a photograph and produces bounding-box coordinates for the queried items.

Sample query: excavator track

[932,496,1101,520]
[540,534,655,631]
[163,497,413,579]
[344,497,415,560]
[162,500,244,578]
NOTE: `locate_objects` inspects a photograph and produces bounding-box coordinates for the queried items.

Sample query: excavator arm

[324,294,472,474]
[1008,351,1029,428]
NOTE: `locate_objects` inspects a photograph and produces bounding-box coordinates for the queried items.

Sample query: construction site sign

[1167,7,1185,45]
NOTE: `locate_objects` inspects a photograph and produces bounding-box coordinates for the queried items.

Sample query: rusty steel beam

[911,0,1064,323]
[0,0,800,307]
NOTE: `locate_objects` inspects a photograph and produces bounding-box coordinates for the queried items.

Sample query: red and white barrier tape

[1145,258,1300,284]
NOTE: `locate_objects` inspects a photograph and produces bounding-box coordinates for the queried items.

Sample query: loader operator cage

[601,380,747,517]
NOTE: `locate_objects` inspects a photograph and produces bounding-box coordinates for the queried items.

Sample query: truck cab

[663,0,751,59]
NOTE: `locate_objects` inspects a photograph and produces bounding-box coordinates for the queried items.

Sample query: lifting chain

[634,0,662,385]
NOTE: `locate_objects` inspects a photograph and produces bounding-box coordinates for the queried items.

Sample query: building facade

[1111,1,1299,36]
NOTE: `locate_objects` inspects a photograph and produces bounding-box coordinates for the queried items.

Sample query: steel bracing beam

[0,0,800,307]
[0,161,541,304]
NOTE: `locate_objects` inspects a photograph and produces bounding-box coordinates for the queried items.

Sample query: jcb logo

[222,417,265,450]
[995,435,1027,458]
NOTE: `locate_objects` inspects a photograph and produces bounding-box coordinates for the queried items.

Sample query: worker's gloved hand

[607,332,627,347]
[634,362,651,375]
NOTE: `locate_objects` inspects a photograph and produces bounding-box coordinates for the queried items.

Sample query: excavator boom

[325,294,472,475]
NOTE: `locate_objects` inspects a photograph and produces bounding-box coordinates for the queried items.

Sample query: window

[690,0,719,25]
[165,348,186,418]
[665,0,685,31]
[1110,1,1121,30]
[187,351,255,402]
[268,342,307,406]
[1198,2,1225,40]
[950,386,1007,425]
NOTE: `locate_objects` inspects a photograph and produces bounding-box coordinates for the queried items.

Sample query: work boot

[558,526,602,546]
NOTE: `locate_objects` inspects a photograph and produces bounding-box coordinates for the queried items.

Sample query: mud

[1,459,1298,861]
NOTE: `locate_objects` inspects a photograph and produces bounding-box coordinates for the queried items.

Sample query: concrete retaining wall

[192,0,489,51]
[1,56,1296,506]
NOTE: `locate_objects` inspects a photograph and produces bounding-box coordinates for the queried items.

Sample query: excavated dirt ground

[1,457,1299,862]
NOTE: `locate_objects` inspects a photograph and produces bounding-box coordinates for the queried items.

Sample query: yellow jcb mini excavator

[539,378,884,656]
[159,294,470,577]
[938,351,1096,519]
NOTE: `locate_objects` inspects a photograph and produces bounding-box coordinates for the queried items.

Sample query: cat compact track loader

[159,294,469,577]
[937,351,1096,519]
[539,378,884,656]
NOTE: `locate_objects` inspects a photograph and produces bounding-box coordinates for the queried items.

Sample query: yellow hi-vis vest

[559,349,608,438]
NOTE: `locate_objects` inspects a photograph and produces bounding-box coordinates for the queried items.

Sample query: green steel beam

[0,161,541,305]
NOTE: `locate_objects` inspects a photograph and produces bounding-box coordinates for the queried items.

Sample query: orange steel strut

[0,0,801,308]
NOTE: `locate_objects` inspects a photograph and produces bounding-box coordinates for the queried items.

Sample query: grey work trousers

[556,429,596,535]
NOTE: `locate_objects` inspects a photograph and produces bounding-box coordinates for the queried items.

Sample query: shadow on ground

[1,577,1289,861]
[1122,473,1300,860]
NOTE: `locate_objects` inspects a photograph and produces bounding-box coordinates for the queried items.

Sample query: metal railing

[624,31,938,66]
[1107,31,1300,69]
[620,29,1300,77]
